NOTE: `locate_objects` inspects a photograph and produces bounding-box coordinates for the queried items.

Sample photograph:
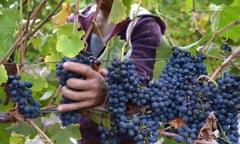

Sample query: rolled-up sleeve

[130,16,164,78]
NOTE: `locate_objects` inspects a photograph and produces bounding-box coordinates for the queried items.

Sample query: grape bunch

[98,125,120,144]
[103,58,159,144]
[148,47,212,142]
[7,75,40,118]
[203,73,240,144]
[102,47,240,144]
[118,114,159,144]
[56,51,99,126]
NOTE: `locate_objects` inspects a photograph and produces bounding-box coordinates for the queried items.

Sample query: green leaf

[30,35,57,56]
[123,0,133,15]
[185,0,192,13]
[0,8,18,34]
[0,87,13,112]
[6,118,42,139]
[91,111,111,129]
[161,137,185,144]
[218,6,240,41]
[179,32,213,54]
[153,60,167,80]
[0,65,8,84]
[108,0,127,24]
[0,8,18,59]
[56,24,85,57]
[210,0,234,5]
[45,54,60,70]
[47,123,81,144]
[98,36,125,68]
[21,73,48,92]
[153,36,172,79]
[141,0,154,11]
[231,0,240,6]
[0,123,10,144]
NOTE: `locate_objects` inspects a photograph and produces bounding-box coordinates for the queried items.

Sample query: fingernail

[63,62,68,68]
[57,105,63,112]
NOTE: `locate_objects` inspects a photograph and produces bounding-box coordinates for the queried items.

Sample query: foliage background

[0,0,239,143]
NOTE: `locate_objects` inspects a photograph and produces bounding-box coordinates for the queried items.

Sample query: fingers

[62,86,96,101]
[66,78,92,90]
[63,62,96,78]
[57,100,95,112]
[99,68,108,77]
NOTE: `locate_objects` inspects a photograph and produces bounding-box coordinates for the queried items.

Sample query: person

[56,0,166,143]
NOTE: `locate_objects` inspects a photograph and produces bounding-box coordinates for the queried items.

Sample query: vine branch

[73,0,80,32]
[210,47,240,79]
[48,85,62,106]
[26,119,53,144]
[203,19,240,50]
[30,0,65,37]
[191,0,203,36]
[0,32,26,64]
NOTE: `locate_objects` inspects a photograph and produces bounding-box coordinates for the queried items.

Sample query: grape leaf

[108,0,127,24]
[47,123,81,144]
[45,54,60,70]
[153,36,172,79]
[0,8,18,59]
[185,0,192,13]
[153,60,167,80]
[123,0,133,15]
[98,36,125,68]
[231,0,240,6]
[9,132,26,144]
[0,86,13,112]
[21,73,48,92]
[218,6,240,41]
[141,0,154,11]
[30,35,57,56]
[0,65,8,84]
[56,24,85,57]
[209,0,234,5]
[6,118,42,139]
[0,123,10,144]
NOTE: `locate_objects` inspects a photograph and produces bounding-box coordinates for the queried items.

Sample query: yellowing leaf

[108,0,127,24]
[52,2,71,26]
[0,65,8,84]
[9,132,26,144]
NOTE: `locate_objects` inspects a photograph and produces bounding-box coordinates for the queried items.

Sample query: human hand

[57,62,107,112]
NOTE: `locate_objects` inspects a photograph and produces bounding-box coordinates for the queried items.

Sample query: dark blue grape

[7,75,40,118]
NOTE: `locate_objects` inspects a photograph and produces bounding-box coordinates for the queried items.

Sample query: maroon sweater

[67,4,166,144]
